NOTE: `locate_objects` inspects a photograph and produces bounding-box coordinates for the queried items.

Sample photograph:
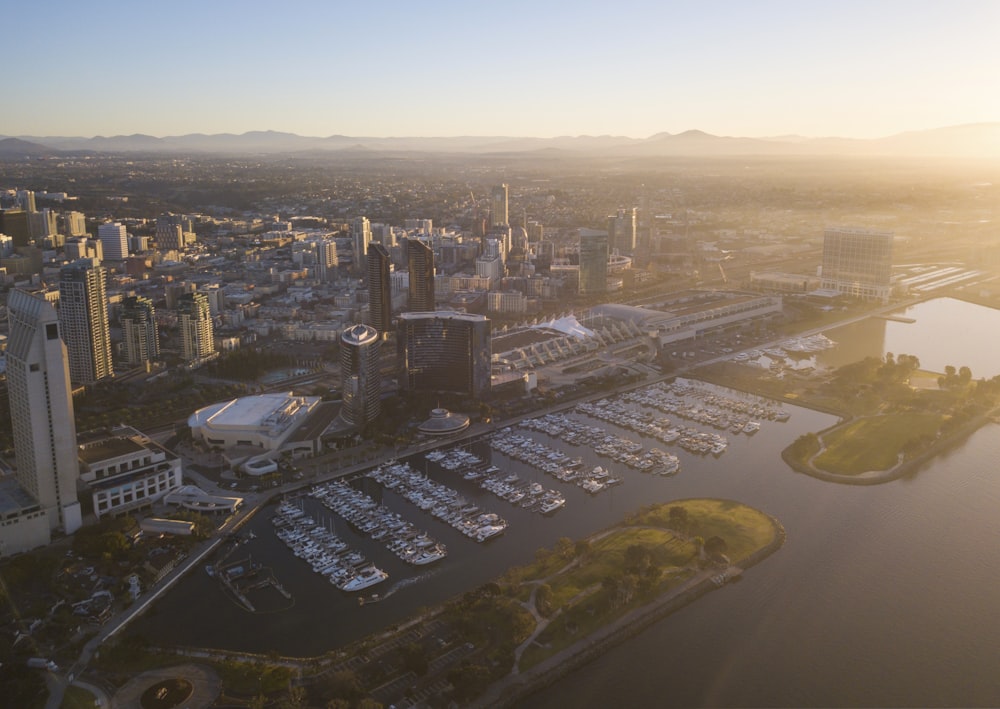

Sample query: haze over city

[4,1,1000,708]
[4,0,1000,139]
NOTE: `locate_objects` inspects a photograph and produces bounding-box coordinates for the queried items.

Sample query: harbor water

[131,298,1000,707]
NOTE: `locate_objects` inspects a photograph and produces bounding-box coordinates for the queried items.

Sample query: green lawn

[60,685,97,709]
[813,413,945,475]
[518,500,780,670]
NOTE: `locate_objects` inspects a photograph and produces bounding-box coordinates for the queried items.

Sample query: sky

[4,0,1000,140]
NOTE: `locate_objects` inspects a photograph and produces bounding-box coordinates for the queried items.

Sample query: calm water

[134,298,1000,707]
[812,297,1000,377]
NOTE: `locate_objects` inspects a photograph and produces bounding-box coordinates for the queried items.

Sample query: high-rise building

[6,289,82,536]
[177,292,214,362]
[16,190,36,213]
[397,311,491,398]
[98,222,128,260]
[65,238,102,263]
[314,239,338,282]
[490,184,509,227]
[821,227,894,303]
[579,230,608,295]
[351,216,372,272]
[0,208,31,247]
[120,295,160,367]
[608,208,637,254]
[340,324,382,427]
[62,211,87,237]
[156,213,194,251]
[59,258,113,384]
[407,238,436,312]
[367,242,392,336]
[29,208,59,240]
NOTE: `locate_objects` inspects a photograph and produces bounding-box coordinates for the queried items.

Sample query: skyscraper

[59,258,113,384]
[579,230,608,295]
[407,238,436,312]
[177,292,215,362]
[351,216,372,272]
[0,208,31,247]
[396,311,491,398]
[340,324,382,428]
[367,242,392,336]
[120,295,160,367]
[98,221,128,260]
[820,227,894,303]
[490,184,509,227]
[62,211,87,237]
[314,239,338,282]
[6,289,82,535]
[608,208,637,254]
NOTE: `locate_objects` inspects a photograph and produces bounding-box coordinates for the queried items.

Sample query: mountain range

[2,124,1000,159]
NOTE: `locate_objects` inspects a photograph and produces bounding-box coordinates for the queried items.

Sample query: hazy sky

[5,0,999,139]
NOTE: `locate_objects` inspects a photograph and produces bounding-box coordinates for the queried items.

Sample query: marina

[367,461,509,542]
[272,499,389,592]
[310,479,449,565]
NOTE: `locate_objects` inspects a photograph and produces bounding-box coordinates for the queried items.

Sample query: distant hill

[5,124,1000,158]
[0,137,54,157]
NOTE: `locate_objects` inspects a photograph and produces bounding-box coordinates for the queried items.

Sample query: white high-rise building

[98,222,128,260]
[59,258,113,384]
[178,292,215,362]
[5,289,82,537]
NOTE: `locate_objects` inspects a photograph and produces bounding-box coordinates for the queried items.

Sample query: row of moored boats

[272,500,389,592]
[310,480,448,566]
[426,448,567,513]
[368,461,508,542]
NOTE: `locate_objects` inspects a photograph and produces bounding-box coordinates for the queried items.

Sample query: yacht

[342,566,389,592]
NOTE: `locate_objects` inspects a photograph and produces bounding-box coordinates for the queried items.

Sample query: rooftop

[0,475,40,515]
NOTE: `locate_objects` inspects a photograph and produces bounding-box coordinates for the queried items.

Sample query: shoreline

[473,510,787,708]
[781,406,999,486]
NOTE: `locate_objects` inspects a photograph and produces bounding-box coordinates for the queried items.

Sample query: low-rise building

[77,426,183,520]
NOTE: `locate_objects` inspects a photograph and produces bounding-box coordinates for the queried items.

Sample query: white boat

[342,566,389,592]
[475,525,506,542]
[539,497,566,514]
[743,421,761,434]
[411,546,447,565]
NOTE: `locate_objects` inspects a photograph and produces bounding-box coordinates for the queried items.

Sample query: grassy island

[471,498,783,707]
[780,354,1000,481]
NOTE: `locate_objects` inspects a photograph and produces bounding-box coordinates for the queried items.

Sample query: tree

[624,544,652,574]
[535,583,553,616]
[704,536,728,557]
[447,663,492,702]
[668,505,689,533]
[279,685,307,709]
[555,536,574,559]
[315,670,364,705]
[574,539,592,559]
[400,643,429,677]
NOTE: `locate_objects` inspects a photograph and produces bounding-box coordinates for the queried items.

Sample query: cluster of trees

[939,365,973,390]
[206,348,297,381]
[73,516,139,561]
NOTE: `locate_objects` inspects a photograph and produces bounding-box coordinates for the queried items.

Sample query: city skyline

[3,1,998,140]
